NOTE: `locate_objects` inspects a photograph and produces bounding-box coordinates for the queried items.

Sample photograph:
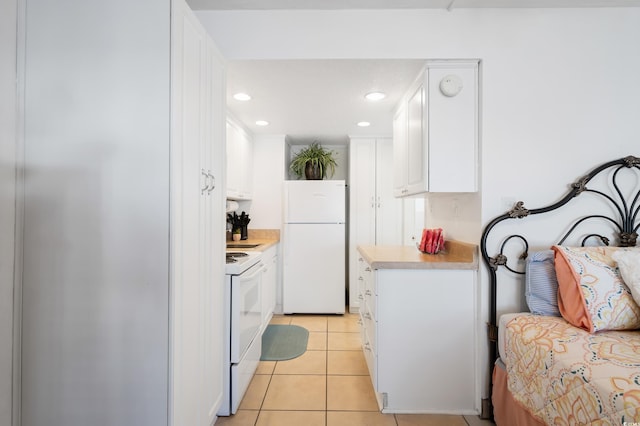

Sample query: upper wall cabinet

[226,117,253,200]
[393,60,479,197]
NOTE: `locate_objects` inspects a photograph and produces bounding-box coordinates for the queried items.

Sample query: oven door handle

[238,262,263,282]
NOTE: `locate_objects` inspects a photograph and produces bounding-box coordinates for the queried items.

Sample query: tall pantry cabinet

[20,1,226,425]
[349,138,402,312]
[171,2,226,425]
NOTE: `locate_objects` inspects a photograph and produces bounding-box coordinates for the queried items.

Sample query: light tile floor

[215,312,495,426]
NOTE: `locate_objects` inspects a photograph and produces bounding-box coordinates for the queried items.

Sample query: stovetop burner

[225,250,262,275]
[226,251,252,264]
[227,252,249,257]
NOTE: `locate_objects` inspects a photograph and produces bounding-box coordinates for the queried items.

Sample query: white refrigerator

[283,180,346,314]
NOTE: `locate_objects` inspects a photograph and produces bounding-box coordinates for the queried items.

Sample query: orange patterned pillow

[552,246,640,333]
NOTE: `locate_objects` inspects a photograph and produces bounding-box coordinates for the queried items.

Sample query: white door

[283,223,345,314]
[375,139,403,245]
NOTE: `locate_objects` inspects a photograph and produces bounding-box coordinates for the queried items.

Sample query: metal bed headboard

[478,155,640,419]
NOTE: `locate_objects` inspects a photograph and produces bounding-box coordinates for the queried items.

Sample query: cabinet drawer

[357,274,366,306]
[362,326,377,388]
[364,285,376,321]
[363,272,377,321]
[358,306,376,356]
[362,302,377,354]
[362,263,374,290]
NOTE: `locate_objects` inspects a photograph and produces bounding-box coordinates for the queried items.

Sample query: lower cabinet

[260,245,278,328]
[357,255,478,414]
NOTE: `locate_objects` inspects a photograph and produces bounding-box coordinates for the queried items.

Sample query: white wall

[197,8,639,223]
[198,6,640,407]
[425,192,481,243]
[0,0,17,424]
[20,0,171,424]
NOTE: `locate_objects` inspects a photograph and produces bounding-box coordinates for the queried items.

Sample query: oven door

[230,261,262,363]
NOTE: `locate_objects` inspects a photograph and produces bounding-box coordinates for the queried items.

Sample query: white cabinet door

[393,78,428,197]
[406,82,427,195]
[393,60,478,197]
[349,138,402,312]
[427,64,478,192]
[226,118,253,200]
[374,139,402,246]
[202,35,226,425]
[226,121,241,197]
[171,1,225,424]
[392,105,407,197]
[349,139,376,312]
[171,5,206,425]
[260,245,278,327]
[376,268,477,413]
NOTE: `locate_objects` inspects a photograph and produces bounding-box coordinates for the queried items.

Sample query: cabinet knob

[365,290,372,296]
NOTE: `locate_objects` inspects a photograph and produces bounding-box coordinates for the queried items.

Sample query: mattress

[498,313,640,424]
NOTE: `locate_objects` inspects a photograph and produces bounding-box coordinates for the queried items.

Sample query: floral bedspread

[503,314,640,425]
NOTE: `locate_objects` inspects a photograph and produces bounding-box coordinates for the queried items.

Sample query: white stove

[220,249,264,416]
[225,251,262,275]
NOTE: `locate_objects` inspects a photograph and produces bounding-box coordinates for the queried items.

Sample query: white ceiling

[198,0,640,138]
[226,59,426,137]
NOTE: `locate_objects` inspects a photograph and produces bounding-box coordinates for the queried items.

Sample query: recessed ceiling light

[233,93,251,101]
[365,92,386,101]
[255,120,269,126]
[357,121,371,127]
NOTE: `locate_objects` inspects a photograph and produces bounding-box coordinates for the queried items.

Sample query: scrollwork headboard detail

[479,155,640,419]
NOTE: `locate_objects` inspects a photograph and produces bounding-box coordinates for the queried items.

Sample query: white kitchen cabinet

[349,138,402,312]
[20,1,226,425]
[171,3,226,425]
[260,244,278,328]
[357,254,478,414]
[394,60,479,196]
[226,118,253,200]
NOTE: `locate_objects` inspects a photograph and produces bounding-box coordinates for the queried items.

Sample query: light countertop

[357,240,478,270]
[226,229,280,251]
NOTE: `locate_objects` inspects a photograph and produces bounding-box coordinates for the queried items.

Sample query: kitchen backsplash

[226,228,280,242]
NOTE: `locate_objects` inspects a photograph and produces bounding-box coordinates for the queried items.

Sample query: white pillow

[613,250,640,307]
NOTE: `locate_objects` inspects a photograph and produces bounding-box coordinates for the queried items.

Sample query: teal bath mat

[261,324,309,361]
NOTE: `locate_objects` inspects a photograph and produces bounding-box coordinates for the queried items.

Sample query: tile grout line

[253,360,275,426]
[325,319,329,426]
